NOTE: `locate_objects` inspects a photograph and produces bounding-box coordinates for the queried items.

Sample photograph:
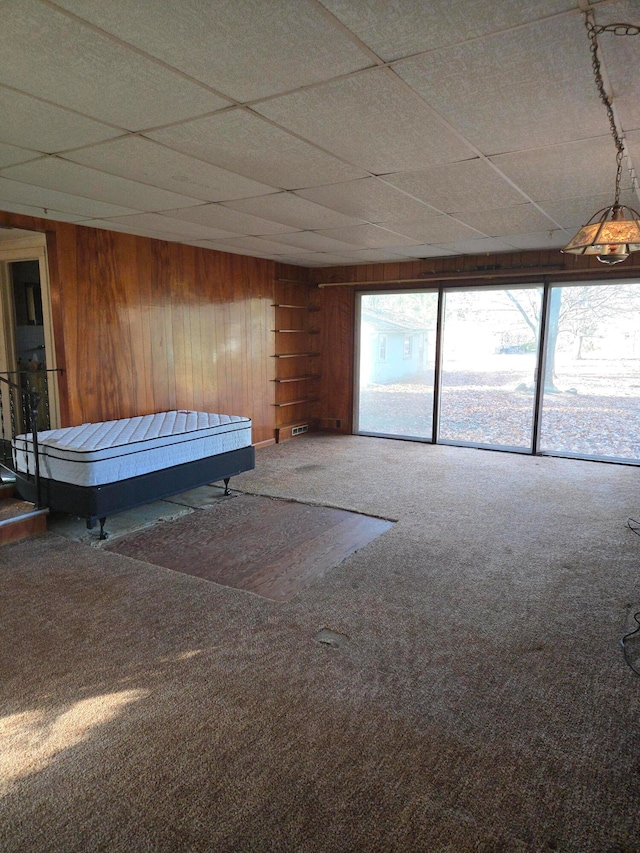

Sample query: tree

[362,292,438,328]
[505,284,640,390]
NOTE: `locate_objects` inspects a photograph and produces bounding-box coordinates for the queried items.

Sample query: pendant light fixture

[562,12,640,265]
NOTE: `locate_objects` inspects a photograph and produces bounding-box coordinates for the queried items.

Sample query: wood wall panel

[0,211,277,445]
[317,286,355,433]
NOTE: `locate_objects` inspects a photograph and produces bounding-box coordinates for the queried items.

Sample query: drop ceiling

[1,0,639,267]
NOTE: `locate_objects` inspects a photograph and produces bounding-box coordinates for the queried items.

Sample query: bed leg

[98,517,108,540]
[223,477,231,496]
[86,517,96,530]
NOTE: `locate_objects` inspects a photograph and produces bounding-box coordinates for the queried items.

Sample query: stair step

[0,499,49,545]
[0,466,17,486]
[0,483,15,500]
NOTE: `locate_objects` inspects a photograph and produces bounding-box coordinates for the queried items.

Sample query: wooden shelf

[273,352,320,358]
[274,398,319,407]
[273,278,320,442]
[273,374,320,383]
[273,329,319,334]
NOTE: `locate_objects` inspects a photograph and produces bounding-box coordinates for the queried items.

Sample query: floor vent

[292,424,309,436]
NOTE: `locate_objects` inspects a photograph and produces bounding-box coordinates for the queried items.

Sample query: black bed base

[14,445,255,539]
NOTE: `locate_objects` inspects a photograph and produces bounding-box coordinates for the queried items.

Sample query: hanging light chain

[585,12,640,205]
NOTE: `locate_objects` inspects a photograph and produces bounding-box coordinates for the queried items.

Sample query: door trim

[0,235,61,429]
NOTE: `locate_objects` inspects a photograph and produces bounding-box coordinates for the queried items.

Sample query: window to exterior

[378,335,387,361]
[355,281,640,464]
[539,282,640,462]
[439,286,542,451]
[356,292,437,440]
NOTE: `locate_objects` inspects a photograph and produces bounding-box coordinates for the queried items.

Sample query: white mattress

[12,410,252,487]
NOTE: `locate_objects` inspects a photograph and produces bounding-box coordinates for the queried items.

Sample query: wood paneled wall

[4,209,640,446]
[0,211,291,446]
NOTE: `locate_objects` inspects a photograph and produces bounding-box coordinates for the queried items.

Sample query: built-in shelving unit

[272,281,320,442]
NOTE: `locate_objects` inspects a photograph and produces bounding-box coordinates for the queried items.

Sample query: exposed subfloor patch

[104,493,394,601]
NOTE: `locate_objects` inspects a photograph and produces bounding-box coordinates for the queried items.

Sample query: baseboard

[254,438,276,449]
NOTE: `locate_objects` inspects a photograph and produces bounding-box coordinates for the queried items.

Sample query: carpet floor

[1,434,640,852]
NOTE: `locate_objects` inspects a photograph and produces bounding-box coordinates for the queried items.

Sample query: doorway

[0,229,60,433]
[355,280,640,465]
[355,291,438,440]
[438,286,543,452]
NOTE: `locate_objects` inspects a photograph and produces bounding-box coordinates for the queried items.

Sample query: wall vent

[292,424,309,436]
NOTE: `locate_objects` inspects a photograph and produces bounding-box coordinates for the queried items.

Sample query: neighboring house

[360,309,433,386]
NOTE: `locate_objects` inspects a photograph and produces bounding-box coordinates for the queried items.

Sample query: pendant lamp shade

[562,204,640,265]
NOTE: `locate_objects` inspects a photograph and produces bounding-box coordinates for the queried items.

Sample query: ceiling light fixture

[562,12,640,265]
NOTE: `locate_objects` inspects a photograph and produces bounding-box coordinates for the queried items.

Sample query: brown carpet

[2,434,640,852]
[104,494,394,601]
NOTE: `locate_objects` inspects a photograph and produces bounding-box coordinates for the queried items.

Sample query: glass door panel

[539,282,640,462]
[439,287,542,450]
[356,291,438,439]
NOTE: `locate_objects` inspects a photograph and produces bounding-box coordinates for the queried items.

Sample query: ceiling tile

[0,87,122,153]
[457,204,558,236]
[0,0,229,130]
[222,192,364,230]
[63,136,277,202]
[97,212,239,241]
[179,240,279,258]
[205,235,309,256]
[319,0,576,62]
[280,254,351,267]
[80,219,190,242]
[379,214,483,243]
[296,177,440,222]
[541,189,639,228]
[599,1,640,133]
[323,248,414,263]
[148,110,368,189]
[51,0,373,102]
[393,14,611,154]
[0,177,140,218]
[0,200,84,222]
[0,158,204,212]
[386,244,458,258]
[433,237,522,254]
[0,142,40,169]
[314,223,423,248]
[620,134,640,199]
[254,68,474,173]
[490,137,627,202]
[383,159,528,213]
[260,231,355,253]
[163,204,300,236]
[502,231,569,250]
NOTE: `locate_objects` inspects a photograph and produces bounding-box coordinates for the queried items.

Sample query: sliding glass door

[355,280,640,465]
[539,282,640,462]
[439,286,542,451]
[356,291,438,439]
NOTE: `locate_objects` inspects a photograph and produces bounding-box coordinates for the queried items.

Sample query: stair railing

[0,373,43,509]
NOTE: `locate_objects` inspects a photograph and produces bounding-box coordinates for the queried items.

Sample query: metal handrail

[0,373,43,509]
[0,367,64,376]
